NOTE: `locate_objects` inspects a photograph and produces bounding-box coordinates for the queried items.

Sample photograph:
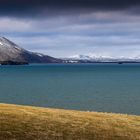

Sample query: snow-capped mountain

[68,54,140,62]
[69,54,93,60]
[1,36,140,64]
[0,37,62,64]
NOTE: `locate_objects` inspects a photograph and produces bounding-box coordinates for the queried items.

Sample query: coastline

[0,103,140,140]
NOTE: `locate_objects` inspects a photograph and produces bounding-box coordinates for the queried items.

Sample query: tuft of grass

[0,103,140,140]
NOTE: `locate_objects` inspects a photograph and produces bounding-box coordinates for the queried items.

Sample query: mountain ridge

[68,54,140,62]
[1,36,140,64]
[0,37,62,64]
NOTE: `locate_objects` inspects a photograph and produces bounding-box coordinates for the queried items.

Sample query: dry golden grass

[0,103,140,140]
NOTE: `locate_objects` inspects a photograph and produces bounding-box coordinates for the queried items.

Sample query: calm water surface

[0,63,140,115]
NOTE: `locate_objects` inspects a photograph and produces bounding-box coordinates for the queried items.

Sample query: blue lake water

[0,63,140,115]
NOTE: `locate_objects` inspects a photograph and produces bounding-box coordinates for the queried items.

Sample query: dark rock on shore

[0,61,29,65]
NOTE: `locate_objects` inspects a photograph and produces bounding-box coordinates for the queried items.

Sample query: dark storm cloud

[0,0,140,17]
[0,0,140,8]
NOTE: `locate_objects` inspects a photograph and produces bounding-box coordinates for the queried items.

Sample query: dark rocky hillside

[0,37,62,64]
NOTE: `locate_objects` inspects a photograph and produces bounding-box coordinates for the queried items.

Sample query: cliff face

[0,37,62,64]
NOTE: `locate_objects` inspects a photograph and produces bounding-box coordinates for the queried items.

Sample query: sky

[0,0,140,58]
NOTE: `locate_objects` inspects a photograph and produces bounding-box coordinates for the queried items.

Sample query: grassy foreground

[0,104,140,140]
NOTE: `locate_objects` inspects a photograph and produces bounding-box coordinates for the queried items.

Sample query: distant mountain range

[1,36,140,65]
[66,54,140,63]
[0,37,62,64]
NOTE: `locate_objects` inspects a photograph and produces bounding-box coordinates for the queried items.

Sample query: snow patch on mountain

[69,54,114,60]
[36,53,44,57]
[0,42,3,45]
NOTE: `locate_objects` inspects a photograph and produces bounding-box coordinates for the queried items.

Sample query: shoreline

[0,103,140,140]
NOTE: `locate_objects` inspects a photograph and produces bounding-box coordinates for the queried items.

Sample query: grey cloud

[1,1,140,57]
